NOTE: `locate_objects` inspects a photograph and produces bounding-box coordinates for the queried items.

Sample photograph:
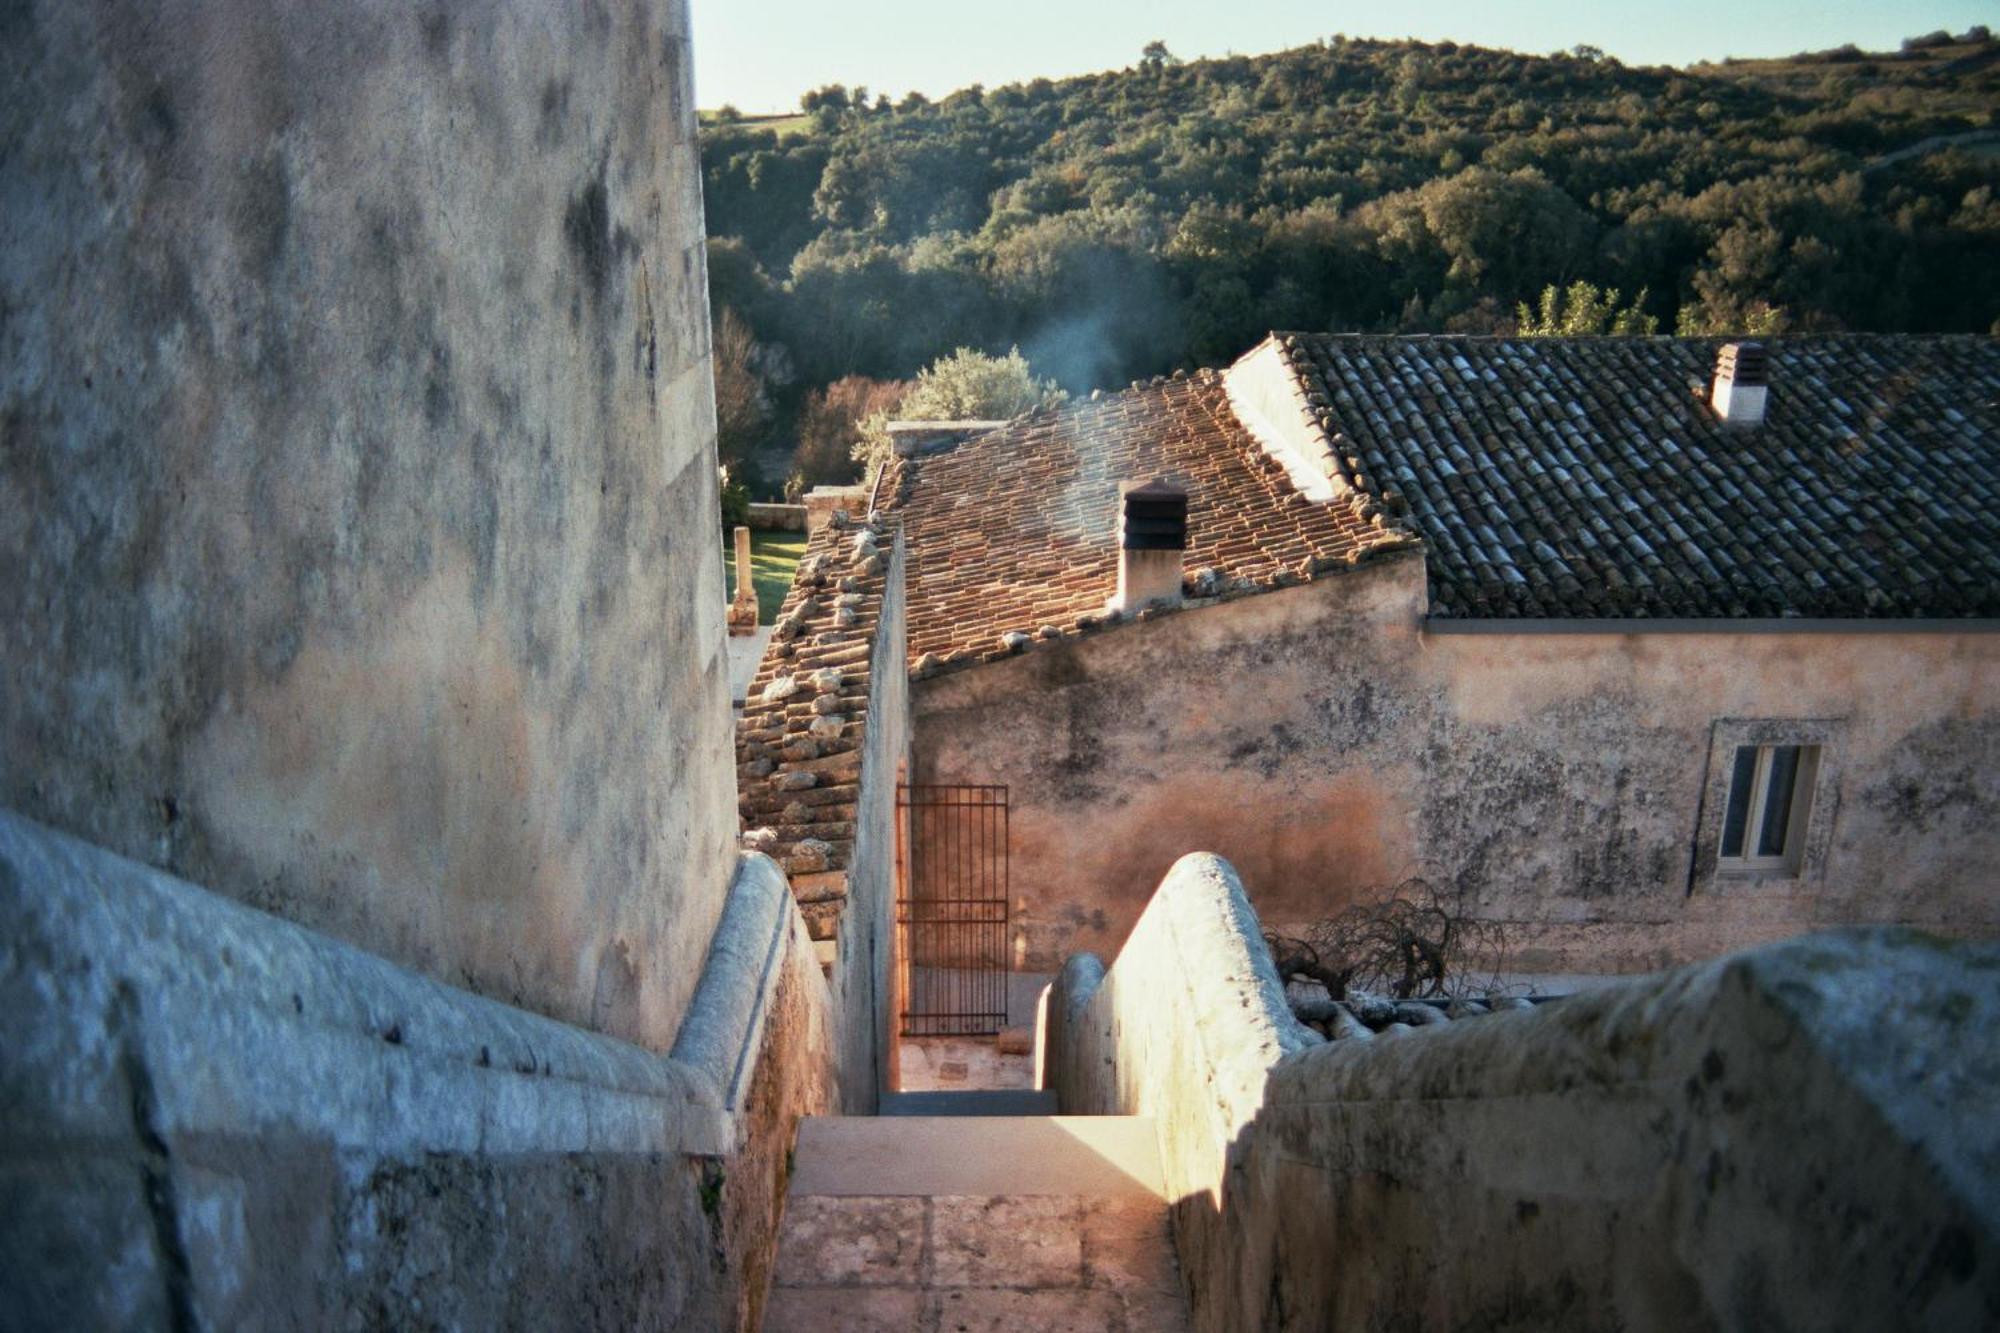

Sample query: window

[1717,743,1820,874]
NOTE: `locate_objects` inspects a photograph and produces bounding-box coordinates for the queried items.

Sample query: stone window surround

[1689,716,1846,894]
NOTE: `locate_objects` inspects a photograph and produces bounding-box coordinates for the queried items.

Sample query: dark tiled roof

[1279,333,2000,619]
[883,372,1419,671]
[735,516,893,940]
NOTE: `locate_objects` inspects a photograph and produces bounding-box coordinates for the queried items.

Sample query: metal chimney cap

[1716,341,1769,387]
[1120,479,1189,551]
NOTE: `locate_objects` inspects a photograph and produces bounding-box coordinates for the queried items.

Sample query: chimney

[1111,479,1188,614]
[888,419,1010,459]
[1710,341,1769,426]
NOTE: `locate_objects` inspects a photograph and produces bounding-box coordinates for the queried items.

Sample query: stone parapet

[1047,855,2000,1330]
[1043,852,1320,1328]
[0,809,833,1329]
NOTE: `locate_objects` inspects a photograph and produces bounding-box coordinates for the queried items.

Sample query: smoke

[1014,248,1181,393]
[1020,312,1127,395]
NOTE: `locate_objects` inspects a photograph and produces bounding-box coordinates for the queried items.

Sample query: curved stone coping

[670,850,794,1114]
[1050,852,1320,1126]
[1265,927,2000,1187]
[1221,928,2000,1331]
[0,809,798,1160]
[1055,952,1106,1023]
[1162,851,1322,1080]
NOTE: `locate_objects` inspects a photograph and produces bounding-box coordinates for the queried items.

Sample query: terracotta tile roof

[881,371,1419,671]
[735,515,893,940]
[1278,333,2000,619]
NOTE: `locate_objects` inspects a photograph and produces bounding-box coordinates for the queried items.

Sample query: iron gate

[896,784,1009,1036]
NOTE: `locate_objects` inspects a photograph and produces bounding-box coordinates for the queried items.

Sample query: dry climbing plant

[1264,878,1511,1001]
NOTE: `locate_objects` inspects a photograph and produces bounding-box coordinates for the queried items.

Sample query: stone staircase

[765,1114,1191,1331]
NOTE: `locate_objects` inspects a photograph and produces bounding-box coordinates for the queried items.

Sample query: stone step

[788,1115,1163,1197]
[766,1116,1191,1331]
[881,1089,1060,1117]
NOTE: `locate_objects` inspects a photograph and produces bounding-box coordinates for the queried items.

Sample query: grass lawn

[700,111,815,139]
[725,530,807,623]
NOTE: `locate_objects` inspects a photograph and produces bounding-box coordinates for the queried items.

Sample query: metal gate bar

[896,784,1008,1037]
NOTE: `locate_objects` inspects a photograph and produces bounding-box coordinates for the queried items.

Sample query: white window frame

[1716,743,1820,876]
[1691,718,1843,893]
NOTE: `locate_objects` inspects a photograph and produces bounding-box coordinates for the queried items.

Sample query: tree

[799,84,851,114]
[693,34,2000,425]
[852,347,1067,474]
[1517,281,1658,335]
[711,306,772,472]
[1264,880,1508,1002]
[790,375,906,497]
[1141,40,1180,69]
[1675,300,1788,336]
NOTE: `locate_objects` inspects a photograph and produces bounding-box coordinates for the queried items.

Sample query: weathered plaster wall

[0,0,728,1050]
[914,554,2000,972]
[0,809,833,1330]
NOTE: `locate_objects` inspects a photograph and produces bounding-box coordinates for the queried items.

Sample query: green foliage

[1676,300,1788,337]
[892,345,1066,419]
[853,347,1066,473]
[719,465,751,531]
[698,1161,726,1218]
[701,31,2000,483]
[1517,281,1659,335]
[724,529,809,621]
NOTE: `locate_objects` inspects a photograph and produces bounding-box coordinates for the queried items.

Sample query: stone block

[1081,1197,1181,1296]
[764,1287,925,1332]
[930,1196,1082,1288]
[922,1288,1125,1332]
[773,1196,925,1285]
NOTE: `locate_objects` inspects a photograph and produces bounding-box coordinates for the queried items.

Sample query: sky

[690,0,1996,113]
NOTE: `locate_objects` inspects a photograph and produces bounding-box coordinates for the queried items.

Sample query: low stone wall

[747,503,809,531]
[1046,854,2000,1330]
[827,531,907,1111]
[804,486,869,533]
[1043,852,1322,1325]
[0,809,832,1329]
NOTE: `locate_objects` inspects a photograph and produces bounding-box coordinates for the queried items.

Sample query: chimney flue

[1112,479,1188,614]
[1711,341,1769,426]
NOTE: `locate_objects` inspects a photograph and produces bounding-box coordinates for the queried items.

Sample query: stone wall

[734,519,907,1112]
[748,502,809,531]
[1222,929,2000,1329]
[1045,851,2000,1330]
[805,485,871,532]
[1045,852,1321,1328]
[0,0,730,1051]
[827,532,909,1111]
[0,808,833,1329]
[914,554,2000,974]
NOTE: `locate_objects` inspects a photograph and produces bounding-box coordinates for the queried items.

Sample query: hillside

[699,30,2000,489]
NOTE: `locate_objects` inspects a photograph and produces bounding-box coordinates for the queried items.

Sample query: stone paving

[766,1116,1190,1332]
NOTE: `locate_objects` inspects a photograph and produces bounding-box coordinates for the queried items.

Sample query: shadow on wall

[1044,852,2000,1331]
